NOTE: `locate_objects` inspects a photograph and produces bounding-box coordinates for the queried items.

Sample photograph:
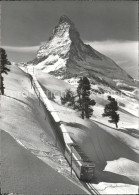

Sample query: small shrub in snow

[61,89,76,109]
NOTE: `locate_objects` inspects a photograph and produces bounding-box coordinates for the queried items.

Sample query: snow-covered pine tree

[0,48,11,95]
[102,96,119,128]
[77,76,96,119]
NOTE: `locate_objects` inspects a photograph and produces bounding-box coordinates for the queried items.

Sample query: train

[65,143,95,181]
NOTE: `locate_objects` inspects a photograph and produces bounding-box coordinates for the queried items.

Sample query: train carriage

[65,143,95,181]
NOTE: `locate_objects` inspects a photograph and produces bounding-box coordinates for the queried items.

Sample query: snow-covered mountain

[28,15,134,86]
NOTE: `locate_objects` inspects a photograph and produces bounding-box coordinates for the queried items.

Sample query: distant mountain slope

[28,15,134,84]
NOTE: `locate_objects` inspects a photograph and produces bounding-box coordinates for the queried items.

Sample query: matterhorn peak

[59,15,74,26]
[30,16,133,83]
[47,15,80,45]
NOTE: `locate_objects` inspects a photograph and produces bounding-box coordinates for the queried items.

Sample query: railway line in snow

[22,66,100,195]
[86,183,100,195]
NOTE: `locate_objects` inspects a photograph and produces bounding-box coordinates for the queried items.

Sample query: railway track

[86,183,100,195]
[25,67,101,195]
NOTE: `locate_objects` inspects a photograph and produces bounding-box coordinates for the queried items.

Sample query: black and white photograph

[0,0,138,194]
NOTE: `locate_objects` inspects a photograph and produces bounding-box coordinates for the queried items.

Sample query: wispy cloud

[85,40,138,60]
[2,45,40,53]
[85,40,138,78]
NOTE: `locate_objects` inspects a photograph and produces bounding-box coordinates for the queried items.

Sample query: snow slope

[36,69,75,93]
[36,70,139,194]
[0,130,87,194]
[0,65,87,194]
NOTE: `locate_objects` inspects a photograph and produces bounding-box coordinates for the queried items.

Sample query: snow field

[1,65,88,193]
[33,70,139,194]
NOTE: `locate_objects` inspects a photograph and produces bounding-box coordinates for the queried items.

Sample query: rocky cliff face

[29,15,134,84]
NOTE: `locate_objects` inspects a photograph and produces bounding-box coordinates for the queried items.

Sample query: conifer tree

[77,76,96,119]
[102,96,119,128]
[0,48,11,95]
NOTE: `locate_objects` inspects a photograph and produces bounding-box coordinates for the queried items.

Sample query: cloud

[85,40,138,59]
[85,40,138,78]
[2,45,40,53]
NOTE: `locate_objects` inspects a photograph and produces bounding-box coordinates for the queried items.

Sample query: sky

[1,1,138,79]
